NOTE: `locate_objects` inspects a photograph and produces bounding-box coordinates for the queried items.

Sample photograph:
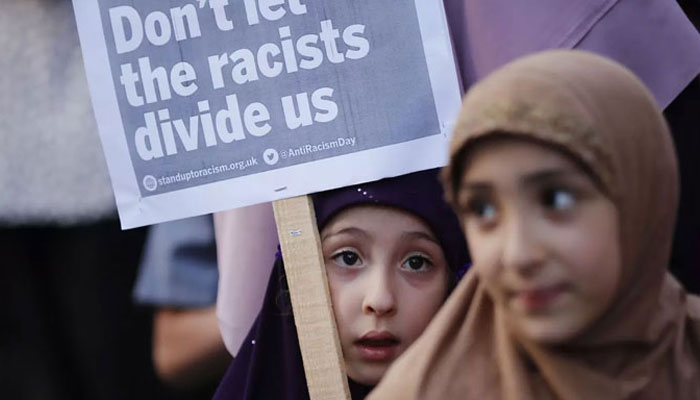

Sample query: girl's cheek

[467,232,500,276]
[332,272,370,316]
[469,236,506,298]
[328,271,354,309]
[476,263,501,299]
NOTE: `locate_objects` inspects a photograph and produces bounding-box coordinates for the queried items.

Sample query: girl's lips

[354,331,400,361]
[511,284,568,311]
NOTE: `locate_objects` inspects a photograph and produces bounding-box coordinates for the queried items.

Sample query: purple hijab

[213,170,469,400]
[313,169,468,276]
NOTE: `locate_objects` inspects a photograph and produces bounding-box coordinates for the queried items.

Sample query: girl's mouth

[511,284,568,311]
[354,331,400,361]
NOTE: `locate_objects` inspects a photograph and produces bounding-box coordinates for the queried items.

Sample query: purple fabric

[213,260,309,400]
[444,0,700,107]
[313,169,469,274]
[213,259,374,400]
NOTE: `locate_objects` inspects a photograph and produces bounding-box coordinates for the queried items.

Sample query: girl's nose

[501,213,545,276]
[362,268,397,317]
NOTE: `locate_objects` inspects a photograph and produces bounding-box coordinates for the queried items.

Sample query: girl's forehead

[322,205,434,235]
[461,137,582,182]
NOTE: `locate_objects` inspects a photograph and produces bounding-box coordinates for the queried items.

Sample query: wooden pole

[273,196,352,400]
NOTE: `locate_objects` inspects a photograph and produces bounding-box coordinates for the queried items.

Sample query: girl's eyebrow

[521,168,582,186]
[401,231,440,246]
[321,226,369,242]
[459,168,583,193]
[459,182,492,193]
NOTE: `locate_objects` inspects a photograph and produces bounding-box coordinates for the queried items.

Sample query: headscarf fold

[368,50,700,400]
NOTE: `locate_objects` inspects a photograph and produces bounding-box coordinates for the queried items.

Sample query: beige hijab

[368,50,700,400]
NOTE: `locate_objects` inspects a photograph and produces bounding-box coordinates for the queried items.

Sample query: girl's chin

[509,316,584,345]
[347,364,388,387]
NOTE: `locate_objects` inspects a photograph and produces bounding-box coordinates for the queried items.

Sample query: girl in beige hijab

[368,50,700,400]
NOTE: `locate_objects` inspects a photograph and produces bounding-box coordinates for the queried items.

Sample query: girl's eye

[401,255,431,272]
[332,250,362,268]
[466,198,497,221]
[542,188,575,211]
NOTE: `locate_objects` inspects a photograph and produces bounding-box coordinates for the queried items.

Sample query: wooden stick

[273,196,351,400]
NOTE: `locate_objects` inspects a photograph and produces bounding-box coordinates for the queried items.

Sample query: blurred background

[0,1,224,399]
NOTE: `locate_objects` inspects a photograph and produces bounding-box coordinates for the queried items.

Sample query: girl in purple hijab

[213,169,470,399]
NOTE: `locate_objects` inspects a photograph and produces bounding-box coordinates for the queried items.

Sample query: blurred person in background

[1,1,172,399]
[133,215,231,398]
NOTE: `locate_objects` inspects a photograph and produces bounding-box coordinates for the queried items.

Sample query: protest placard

[74,1,461,397]
[73,0,461,229]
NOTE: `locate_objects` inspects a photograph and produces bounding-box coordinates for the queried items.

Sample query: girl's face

[321,205,449,386]
[457,138,621,344]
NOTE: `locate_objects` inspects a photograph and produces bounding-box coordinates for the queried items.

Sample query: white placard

[73,0,461,228]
